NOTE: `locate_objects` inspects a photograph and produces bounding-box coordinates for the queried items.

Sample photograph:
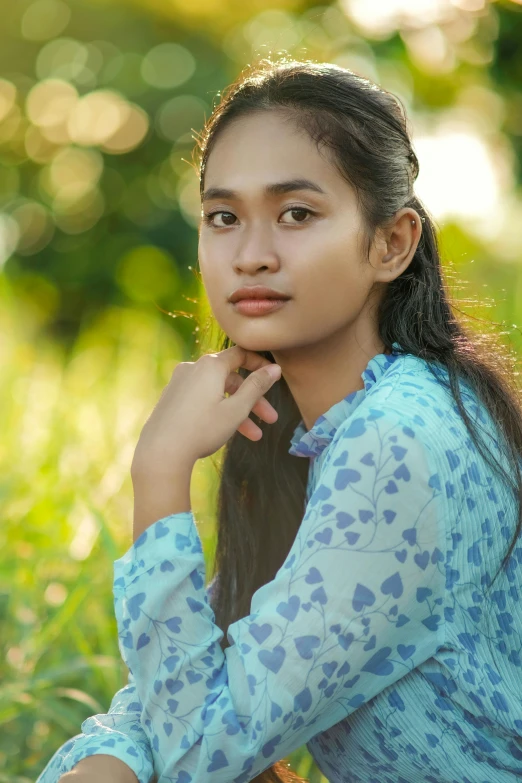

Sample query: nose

[233,222,280,273]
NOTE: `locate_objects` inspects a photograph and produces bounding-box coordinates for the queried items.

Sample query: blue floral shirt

[37,342,522,783]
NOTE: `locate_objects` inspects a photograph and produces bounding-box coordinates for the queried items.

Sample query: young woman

[38,58,522,783]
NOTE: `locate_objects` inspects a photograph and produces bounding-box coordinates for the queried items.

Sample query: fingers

[238,416,263,441]
[205,347,279,443]
[224,371,278,424]
[225,370,278,442]
[218,344,275,376]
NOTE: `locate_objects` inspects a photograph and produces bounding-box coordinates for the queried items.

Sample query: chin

[232,338,277,352]
[221,331,280,353]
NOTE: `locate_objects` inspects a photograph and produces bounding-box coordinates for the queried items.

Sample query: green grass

[1,277,328,782]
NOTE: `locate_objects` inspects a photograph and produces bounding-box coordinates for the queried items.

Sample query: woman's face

[197,109,390,362]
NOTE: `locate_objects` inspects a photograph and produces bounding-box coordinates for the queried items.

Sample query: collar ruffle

[288,341,404,459]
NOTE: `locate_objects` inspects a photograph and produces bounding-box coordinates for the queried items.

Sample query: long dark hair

[193,58,522,783]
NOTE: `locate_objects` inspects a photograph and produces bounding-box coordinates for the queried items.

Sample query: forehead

[203,110,350,196]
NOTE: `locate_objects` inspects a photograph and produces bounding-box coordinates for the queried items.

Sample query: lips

[229,286,291,303]
[232,298,289,316]
[236,295,288,301]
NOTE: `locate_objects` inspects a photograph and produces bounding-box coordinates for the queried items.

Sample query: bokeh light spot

[11,201,55,255]
[413,118,513,239]
[44,582,68,606]
[116,245,180,302]
[244,10,302,51]
[21,0,71,42]
[68,90,127,146]
[177,169,201,228]
[36,37,90,83]
[0,80,17,123]
[0,214,20,268]
[156,94,207,143]
[47,147,103,200]
[401,25,456,74]
[451,0,486,9]
[141,43,196,90]
[101,104,149,154]
[24,125,61,163]
[53,189,105,234]
[343,0,452,37]
[26,79,78,132]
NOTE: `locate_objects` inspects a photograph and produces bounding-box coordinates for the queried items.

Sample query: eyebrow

[202,178,327,202]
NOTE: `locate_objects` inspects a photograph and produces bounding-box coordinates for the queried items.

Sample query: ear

[377,208,422,281]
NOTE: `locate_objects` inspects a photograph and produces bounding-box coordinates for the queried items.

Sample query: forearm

[58,754,142,782]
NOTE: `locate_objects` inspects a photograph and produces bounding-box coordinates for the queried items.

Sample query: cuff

[113,512,201,591]
[36,734,154,783]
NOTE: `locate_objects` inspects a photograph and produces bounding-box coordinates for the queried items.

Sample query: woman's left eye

[280,207,315,224]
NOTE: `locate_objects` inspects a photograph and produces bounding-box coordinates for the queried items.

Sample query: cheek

[288,258,372,342]
[293,235,368,310]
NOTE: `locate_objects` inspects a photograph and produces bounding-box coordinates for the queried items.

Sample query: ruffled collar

[288,341,404,459]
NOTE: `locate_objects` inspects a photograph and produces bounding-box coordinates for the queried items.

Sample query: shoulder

[360,352,484,446]
[369,353,456,414]
[322,355,448,489]
[332,352,510,508]
[327,353,481,484]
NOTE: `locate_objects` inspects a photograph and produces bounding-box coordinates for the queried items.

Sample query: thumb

[265,363,282,382]
[229,363,282,414]
[250,363,282,392]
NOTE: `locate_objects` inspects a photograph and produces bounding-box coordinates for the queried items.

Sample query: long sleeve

[35,670,155,783]
[113,405,447,783]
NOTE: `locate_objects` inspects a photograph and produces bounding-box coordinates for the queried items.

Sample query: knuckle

[250,373,265,393]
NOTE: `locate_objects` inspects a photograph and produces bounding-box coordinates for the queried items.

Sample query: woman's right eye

[204,211,237,227]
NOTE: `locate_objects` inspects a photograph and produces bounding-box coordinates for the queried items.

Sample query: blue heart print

[38,348,522,783]
[294,635,321,660]
[258,645,286,674]
[276,595,300,621]
[352,583,376,611]
[305,567,323,584]
[402,528,417,546]
[381,572,404,599]
[249,623,273,644]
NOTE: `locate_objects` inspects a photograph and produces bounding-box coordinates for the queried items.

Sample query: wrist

[132,465,193,542]
[131,447,196,483]
[64,754,139,782]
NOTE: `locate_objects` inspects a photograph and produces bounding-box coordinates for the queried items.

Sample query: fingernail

[266,364,282,379]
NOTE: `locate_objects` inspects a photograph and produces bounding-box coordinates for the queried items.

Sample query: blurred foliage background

[3,0,522,780]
